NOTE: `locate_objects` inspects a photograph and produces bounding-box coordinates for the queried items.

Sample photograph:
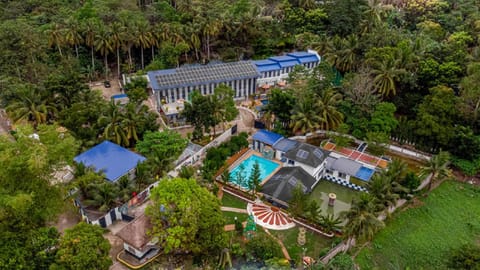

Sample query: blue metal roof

[74,141,146,182]
[287,52,313,57]
[273,138,299,152]
[269,55,298,62]
[278,60,300,68]
[252,130,284,146]
[253,59,278,66]
[257,64,281,72]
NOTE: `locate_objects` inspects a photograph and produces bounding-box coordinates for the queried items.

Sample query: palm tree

[290,99,322,134]
[116,176,135,202]
[6,87,57,126]
[341,193,384,244]
[369,55,406,97]
[320,214,342,234]
[109,22,125,79]
[323,35,360,73]
[84,181,119,212]
[135,20,153,69]
[82,18,99,71]
[46,23,65,57]
[95,25,113,80]
[316,89,344,131]
[64,18,83,58]
[367,173,400,211]
[419,151,452,190]
[98,102,128,146]
[122,103,146,146]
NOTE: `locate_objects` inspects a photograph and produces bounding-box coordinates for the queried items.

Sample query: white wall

[124,243,149,259]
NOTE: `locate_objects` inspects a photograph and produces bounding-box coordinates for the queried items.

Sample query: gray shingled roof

[272,138,299,152]
[261,167,316,203]
[326,156,362,176]
[284,142,328,168]
[148,61,260,90]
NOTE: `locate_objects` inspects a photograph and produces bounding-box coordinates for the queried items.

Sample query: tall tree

[94,25,112,80]
[64,18,83,58]
[52,222,112,269]
[109,22,125,79]
[420,151,452,190]
[135,19,153,69]
[316,89,344,130]
[146,178,227,256]
[46,23,64,57]
[342,193,384,244]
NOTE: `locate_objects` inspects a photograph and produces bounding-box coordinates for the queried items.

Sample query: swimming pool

[355,166,375,181]
[229,155,280,189]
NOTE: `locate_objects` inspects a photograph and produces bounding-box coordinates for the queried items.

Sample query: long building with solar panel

[146,50,321,112]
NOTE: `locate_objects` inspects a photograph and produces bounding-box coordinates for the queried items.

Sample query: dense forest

[1,0,480,268]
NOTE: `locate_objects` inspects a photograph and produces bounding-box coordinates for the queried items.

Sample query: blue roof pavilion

[74,141,146,182]
[252,130,284,146]
[253,60,281,73]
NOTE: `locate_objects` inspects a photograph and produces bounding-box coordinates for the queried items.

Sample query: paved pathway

[221,206,248,213]
[263,228,291,260]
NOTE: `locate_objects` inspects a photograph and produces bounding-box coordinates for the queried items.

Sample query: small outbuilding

[74,141,146,182]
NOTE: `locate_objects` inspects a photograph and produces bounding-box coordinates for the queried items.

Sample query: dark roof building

[73,141,146,182]
[148,61,260,91]
[284,142,328,168]
[261,167,316,203]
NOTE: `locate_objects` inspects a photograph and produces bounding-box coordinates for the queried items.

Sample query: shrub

[246,235,282,261]
[448,244,480,269]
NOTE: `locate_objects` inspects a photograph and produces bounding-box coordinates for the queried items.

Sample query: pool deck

[227,149,283,187]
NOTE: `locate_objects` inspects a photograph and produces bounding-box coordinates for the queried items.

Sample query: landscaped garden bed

[269,227,335,263]
[355,181,480,269]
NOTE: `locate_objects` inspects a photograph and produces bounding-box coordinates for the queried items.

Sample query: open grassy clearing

[355,181,480,269]
[221,192,248,209]
[270,226,335,262]
[223,211,249,225]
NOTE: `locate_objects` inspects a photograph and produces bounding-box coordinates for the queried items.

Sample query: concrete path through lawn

[221,206,248,213]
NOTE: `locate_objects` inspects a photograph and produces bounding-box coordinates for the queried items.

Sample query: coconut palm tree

[320,214,343,234]
[290,99,322,134]
[122,103,146,146]
[82,18,99,71]
[419,151,452,190]
[46,23,65,57]
[341,193,384,244]
[369,55,406,97]
[94,25,113,80]
[84,181,119,212]
[367,173,401,211]
[116,176,135,202]
[109,22,125,79]
[135,19,153,69]
[98,102,128,146]
[64,18,83,58]
[316,89,344,131]
[6,87,57,126]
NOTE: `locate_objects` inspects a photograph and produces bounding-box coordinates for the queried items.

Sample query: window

[288,159,295,165]
[339,172,346,179]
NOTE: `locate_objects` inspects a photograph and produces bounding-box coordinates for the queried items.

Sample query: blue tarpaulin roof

[74,141,146,182]
[252,130,284,146]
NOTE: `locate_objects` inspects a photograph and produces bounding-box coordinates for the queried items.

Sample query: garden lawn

[270,227,334,263]
[223,211,249,225]
[356,181,480,269]
[221,193,248,209]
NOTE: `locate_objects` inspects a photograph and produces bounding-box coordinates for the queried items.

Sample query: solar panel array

[296,149,309,159]
[154,61,259,89]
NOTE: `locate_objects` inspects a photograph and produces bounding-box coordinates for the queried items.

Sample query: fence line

[169,124,238,177]
[289,130,431,161]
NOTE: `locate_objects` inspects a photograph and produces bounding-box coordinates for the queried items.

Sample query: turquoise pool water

[229,155,280,189]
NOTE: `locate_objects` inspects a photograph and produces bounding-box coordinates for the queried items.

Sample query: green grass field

[221,193,248,209]
[355,181,480,269]
[223,211,249,225]
[270,227,335,262]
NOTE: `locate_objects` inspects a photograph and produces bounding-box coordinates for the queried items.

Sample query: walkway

[263,228,291,260]
[221,206,248,213]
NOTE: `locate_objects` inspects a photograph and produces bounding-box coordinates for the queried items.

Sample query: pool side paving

[227,150,283,189]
